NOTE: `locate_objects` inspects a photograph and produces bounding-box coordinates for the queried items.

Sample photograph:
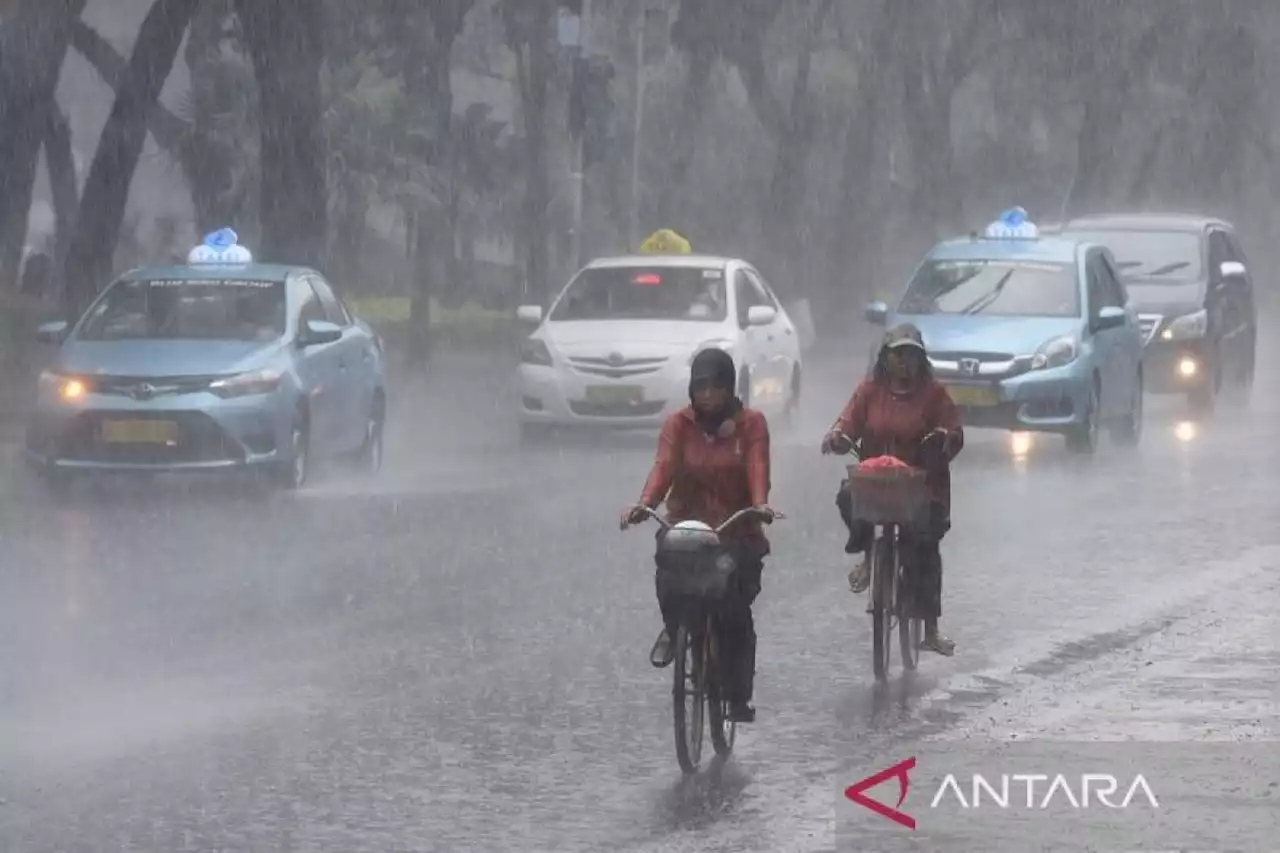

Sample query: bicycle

[628,505,782,774]
[833,432,931,681]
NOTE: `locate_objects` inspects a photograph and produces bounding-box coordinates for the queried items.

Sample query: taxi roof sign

[983,207,1039,240]
[638,228,691,255]
[188,227,253,265]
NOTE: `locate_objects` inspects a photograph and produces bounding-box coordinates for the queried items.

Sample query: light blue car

[24,230,388,493]
[863,209,1145,454]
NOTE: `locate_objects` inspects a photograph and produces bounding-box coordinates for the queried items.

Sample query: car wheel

[1065,382,1100,455]
[1188,357,1220,415]
[351,394,385,475]
[1110,372,1143,447]
[737,368,751,407]
[780,367,801,427]
[274,414,309,490]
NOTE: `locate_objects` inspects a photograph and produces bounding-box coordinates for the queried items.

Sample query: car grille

[87,374,220,400]
[929,350,1015,363]
[1136,314,1162,346]
[568,399,666,417]
[57,410,245,464]
[568,355,668,379]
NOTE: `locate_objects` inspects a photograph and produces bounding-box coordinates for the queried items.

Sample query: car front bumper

[518,360,692,428]
[24,389,296,473]
[1141,339,1212,394]
[938,362,1094,433]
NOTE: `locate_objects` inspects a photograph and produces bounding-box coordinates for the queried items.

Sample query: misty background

[0,0,1277,375]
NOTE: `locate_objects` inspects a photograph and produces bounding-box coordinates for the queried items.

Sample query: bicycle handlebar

[631,504,783,533]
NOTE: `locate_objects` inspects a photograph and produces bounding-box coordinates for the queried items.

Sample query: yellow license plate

[945,385,999,407]
[584,385,644,406]
[101,419,179,444]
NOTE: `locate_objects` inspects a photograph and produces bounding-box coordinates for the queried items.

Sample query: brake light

[633,273,662,286]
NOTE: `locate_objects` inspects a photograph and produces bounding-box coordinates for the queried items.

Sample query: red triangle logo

[844,757,916,830]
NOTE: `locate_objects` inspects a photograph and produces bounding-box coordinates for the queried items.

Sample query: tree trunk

[0,0,86,283]
[44,104,76,282]
[654,50,712,226]
[511,8,554,305]
[61,0,200,322]
[236,0,328,267]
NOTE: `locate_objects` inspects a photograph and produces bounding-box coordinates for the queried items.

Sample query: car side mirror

[864,300,889,326]
[746,305,776,326]
[1219,260,1246,280]
[516,304,543,323]
[298,319,343,347]
[35,319,68,344]
[1094,305,1127,332]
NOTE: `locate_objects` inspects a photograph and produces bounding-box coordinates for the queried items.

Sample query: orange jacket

[639,406,771,549]
[830,377,963,509]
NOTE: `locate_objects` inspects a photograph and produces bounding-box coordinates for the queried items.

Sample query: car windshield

[76,278,286,342]
[899,259,1080,318]
[549,265,728,322]
[1062,230,1203,281]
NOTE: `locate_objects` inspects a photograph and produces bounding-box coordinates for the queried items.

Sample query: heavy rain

[0,1,1276,851]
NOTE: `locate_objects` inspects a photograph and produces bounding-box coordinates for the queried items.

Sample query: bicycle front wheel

[870,536,895,681]
[706,616,736,756]
[672,624,705,773]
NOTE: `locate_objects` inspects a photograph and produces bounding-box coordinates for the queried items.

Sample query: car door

[288,274,343,452]
[1099,251,1141,403]
[731,266,771,402]
[307,273,365,450]
[743,267,798,397]
[1085,251,1122,416]
[1210,229,1254,376]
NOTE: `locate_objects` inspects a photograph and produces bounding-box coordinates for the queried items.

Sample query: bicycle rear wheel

[672,624,705,773]
[870,536,895,681]
[706,615,736,756]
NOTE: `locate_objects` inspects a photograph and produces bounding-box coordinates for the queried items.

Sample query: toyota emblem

[131,383,156,400]
[959,358,980,376]
[607,351,625,367]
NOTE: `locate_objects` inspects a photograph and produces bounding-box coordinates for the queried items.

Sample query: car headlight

[520,337,553,366]
[688,340,735,365]
[208,368,282,398]
[1159,308,1207,341]
[1030,336,1078,370]
[39,370,89,402]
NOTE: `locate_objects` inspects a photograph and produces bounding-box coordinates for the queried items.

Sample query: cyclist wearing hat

[820,323,964,655]
[621,347,779,722]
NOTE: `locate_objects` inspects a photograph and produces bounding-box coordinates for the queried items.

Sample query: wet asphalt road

[0,341,1276,852]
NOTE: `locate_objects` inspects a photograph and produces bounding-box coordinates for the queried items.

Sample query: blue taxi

[25,229,388,492]
[864,209,1146,454]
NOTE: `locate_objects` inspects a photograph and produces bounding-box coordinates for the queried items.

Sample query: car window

[548,265,728,322]
[76,277,286,342]
[899,258,1080,318]
[744,268,780,310]
[735,269,770,327]
[289,275,325,328]
[309,275,351,326]
[1207,230,1233,278]
[1061,229,1203,282]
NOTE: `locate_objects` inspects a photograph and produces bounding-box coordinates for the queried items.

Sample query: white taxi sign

[638,228,691,254]
[188,227,253,265]
[983,207,1039,240]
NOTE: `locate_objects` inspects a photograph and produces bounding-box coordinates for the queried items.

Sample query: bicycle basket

[845,465,931,525]
[656,547,737,602]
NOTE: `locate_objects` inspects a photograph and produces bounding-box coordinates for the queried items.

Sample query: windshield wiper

[1115,260,1143,269]
[957,269,1015,315]
[1139,261,1190,276]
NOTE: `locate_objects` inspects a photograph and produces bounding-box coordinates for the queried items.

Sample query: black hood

[688,347,741,434]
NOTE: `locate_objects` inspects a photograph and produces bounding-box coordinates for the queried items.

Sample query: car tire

[1065,382,1100,455]
[780,367,801,428]
[274,413,310,490]
[1110,372,1143,448]
[737,368,751,407]
[350,393,385,475]
[1188,347,1221,415]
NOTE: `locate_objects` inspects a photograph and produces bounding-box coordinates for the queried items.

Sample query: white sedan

[515,254,803,439]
